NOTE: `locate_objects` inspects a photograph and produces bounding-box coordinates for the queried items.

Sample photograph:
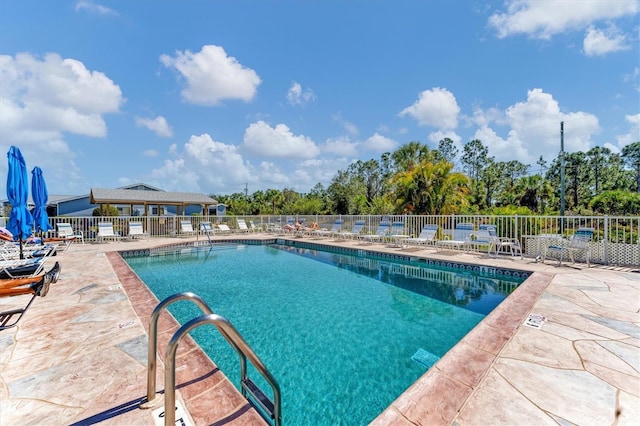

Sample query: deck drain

[524,313,547,329]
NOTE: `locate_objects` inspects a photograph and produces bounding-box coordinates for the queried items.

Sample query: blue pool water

[125,244,526,425]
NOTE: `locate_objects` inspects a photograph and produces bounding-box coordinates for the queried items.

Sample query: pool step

[242,377,275,419]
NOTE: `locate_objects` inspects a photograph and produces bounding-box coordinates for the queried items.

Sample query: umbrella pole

[19,232,24,259]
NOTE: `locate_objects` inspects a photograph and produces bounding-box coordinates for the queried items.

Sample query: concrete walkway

[1,236,638,425]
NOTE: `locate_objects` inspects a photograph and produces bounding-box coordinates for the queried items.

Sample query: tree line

[212,140,640,217]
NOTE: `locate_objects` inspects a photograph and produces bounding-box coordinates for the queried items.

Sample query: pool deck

[1,234,638,425]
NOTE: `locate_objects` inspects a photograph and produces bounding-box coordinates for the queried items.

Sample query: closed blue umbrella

[6,146,33,259]
[31,166,52,235]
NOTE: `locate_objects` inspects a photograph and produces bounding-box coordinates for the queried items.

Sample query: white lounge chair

[335,220,363,240]
[436,223,474,252]
[388,221,408,247]
[406,224,439,248]
[56,223,84,245]
[359,221,391,245]
[312,219,344,239]
[477,224,522,258]
[236,219,250,233]
[467,224,500,256]
[180,220,196,237]
[97,222,120,243]
[543,227,594,266]
[217,224,232,234]
[278,217,297,235]
[128,222,148,240]
[200,221,215,235]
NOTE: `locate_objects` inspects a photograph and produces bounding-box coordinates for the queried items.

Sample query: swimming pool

[125,243,527,425]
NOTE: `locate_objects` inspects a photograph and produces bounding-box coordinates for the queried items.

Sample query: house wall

[58,197,94,216]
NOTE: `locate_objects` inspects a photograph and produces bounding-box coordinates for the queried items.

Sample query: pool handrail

[140,292,281,426]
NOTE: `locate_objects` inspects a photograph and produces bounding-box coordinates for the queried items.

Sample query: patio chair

[0,240,57,261]
[0,257,47,279]
[180,220,196,237]
[466,224,500,257]
[436,223,474,252]
[236,219,250,233]
[388,221,409,247]
[335,220,364,240]
[359,220,391,245]
[278,217,297,235]
[542,227,594,267]
[217,224,233,234]
[312,219,344,239]
[0,261,60,331]
[481,224,523,258]
[127,222,148,240]
[200,221,215,235]
[97,222,120,243]
[56,222,84,246]
[406,224,439,248]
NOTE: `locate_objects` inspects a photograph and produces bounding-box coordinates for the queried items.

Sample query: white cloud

[286,81,316,106]
[428,130,462,146]
[472,88,600,164]
[332,112,359,136]
[292,158,352,191]
[148,132,346,193]
[143,149,159,157]
[583,25,630,56]
[149,133,253,193]
[323,136,359,157]
[135,116,173,138]
[604,142,620,154]
[399,87,460,130]
[488,0,639,39]
[467,106,504,127]
[0,52,123,196]
[243,121,319,159]
[624,67,640,92]
[616,113,640,148]
[160,45,261,106]
[75,1,118,15]
[363,133,398,152]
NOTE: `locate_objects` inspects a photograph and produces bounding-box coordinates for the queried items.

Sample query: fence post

[514,214,519,241]
[603,216,609,265]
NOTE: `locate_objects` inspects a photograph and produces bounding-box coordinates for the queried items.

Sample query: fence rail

[7,214,637,267]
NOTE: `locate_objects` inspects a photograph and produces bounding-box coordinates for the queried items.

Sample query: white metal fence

[27,214,640,267]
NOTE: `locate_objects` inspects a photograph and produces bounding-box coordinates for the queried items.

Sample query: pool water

[126,244,525,425]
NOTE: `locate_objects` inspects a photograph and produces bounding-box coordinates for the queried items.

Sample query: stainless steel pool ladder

[200,222,213,245]
[140,292,282,426]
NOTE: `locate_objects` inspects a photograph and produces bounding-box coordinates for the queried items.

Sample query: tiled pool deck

[1,234,638,425]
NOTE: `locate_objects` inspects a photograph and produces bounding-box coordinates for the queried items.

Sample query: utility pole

[244,182,248,199]
[560,121,565,233]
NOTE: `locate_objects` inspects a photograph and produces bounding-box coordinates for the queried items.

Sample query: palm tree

[515,175,553,213]
[391,160,469,214]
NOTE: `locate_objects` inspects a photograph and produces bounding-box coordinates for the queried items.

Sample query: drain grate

[524,313,547,329]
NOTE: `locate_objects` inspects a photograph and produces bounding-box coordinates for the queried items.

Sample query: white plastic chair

[128,222,148,239]
[543,228,594,266]
[97,222,120,243]
[56,223,84,245]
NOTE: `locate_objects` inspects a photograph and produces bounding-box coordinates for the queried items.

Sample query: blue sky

[0,0,638,199]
